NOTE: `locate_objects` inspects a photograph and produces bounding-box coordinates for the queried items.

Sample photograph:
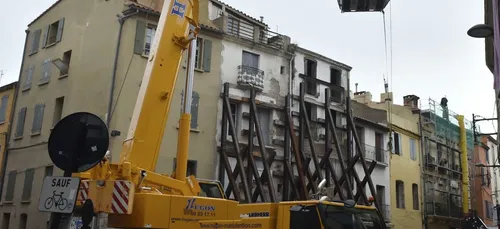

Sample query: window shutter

[0,95,9,123]
[32,104,44,133]
[39,104,45,132]
[391,132,395,154]
[5,170,17,202]
[191,91,200,129]
[32,104,39,133]
[134,20,147,55]
[15,108,27,138]
[42,25,49,48]
[22,169,34,201]
[398,134,402,155]
[202,39,212,72]
[28,33,34,55]
[33,29,41,53]
[56,17,65,42]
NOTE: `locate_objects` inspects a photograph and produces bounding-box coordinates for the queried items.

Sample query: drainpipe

[106,9,138,159]
[0,29,29,201]
[418,111,428,229]
[288,53,295,113]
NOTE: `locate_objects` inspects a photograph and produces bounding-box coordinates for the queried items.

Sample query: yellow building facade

[0,82,19,196]
[354,92,423,229]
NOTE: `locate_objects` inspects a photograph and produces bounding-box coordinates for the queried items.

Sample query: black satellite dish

[48,112,109,173]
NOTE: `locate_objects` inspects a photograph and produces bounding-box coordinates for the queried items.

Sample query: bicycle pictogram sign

[38,176,80,214]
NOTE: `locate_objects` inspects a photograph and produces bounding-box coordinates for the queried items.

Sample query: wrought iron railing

[237,65,264,89]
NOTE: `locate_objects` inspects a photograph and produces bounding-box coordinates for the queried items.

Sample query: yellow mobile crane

[43,0,389,228]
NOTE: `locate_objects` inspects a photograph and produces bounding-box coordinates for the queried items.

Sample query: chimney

[403,94,420,111]
[380,92,393,103]
[353,91,372,104]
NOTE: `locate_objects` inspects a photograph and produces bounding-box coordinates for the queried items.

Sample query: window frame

[143,24,157,57]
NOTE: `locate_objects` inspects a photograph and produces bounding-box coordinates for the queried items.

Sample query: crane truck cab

[285,200,383,229]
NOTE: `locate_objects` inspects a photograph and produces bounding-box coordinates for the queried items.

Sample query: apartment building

[473,135,495,226]
[351,100,391,222]
[353,91,423,229]
[0,82,18,202]
[486,136,500,224]
[420,98,474,229]
[0,0,223,228]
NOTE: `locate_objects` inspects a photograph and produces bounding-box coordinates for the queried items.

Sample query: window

[29,29,42,55]
[173,159,197,176]
[52,97,64,127]
[227,103,238,137]
[14,107,27,139]
[40,59,52,84]
[486,201,493,219]
[53,50,72,77]
[304,59,317,95]
[410,138,417,160]
[180,90,200,129]
[143,24,156,56]
[2,213,10,229]
[194,37,213,72]
[44,166,53,177]
[242,51,259,69]
[396,180,405,209]
[256,107,271,146]
[393,132,402,155]
[21,169,34,202]
[19,214,27,229]
[5,170,17,202]
[23,65,35,91]
[42,18,65,47]
[412,183,419,210]
[0,95,9,123]
[375,132,383,162]
[31,104,45,135]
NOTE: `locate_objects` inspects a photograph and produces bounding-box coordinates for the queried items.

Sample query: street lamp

[468,24,494,38]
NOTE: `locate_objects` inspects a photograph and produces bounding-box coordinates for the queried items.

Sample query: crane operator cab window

[289,204,383,229]
[198,180,225,199]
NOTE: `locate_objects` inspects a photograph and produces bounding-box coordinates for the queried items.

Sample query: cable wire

[108,1,155,124]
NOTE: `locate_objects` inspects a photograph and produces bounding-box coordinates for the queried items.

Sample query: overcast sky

[0,0,496,133]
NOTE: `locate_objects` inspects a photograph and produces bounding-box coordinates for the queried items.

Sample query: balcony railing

[227,16,285,49]
[362,144,388,164]
[237,65,264,89]
[298,74,345,103]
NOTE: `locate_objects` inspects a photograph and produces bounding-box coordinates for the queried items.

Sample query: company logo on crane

[171,0,186,18]
[185,198,216,211]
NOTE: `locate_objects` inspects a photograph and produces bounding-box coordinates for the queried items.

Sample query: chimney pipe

[355,83,358,93]
[260,16,264,22]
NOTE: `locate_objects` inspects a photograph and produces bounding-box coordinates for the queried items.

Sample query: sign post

[42,112,110,229]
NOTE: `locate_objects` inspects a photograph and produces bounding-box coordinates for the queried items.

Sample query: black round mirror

[48,112,109,173]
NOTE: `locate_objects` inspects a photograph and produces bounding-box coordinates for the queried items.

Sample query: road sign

[38,176,81,214]
[48,112,109,173]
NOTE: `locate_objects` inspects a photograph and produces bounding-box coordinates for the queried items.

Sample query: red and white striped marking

[111,180,132,214]
[78,180,89,202]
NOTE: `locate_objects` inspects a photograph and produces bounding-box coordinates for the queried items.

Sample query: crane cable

[382,4,395,152]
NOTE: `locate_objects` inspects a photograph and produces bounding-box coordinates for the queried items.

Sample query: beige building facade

[0,0,223,228]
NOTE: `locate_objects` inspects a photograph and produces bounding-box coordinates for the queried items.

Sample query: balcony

[237,65,264,89]
[362,144,388,165]
[226,16,285,50]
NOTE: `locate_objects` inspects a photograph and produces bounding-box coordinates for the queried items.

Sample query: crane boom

[120,0,199,173]
[44,1,388,228]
